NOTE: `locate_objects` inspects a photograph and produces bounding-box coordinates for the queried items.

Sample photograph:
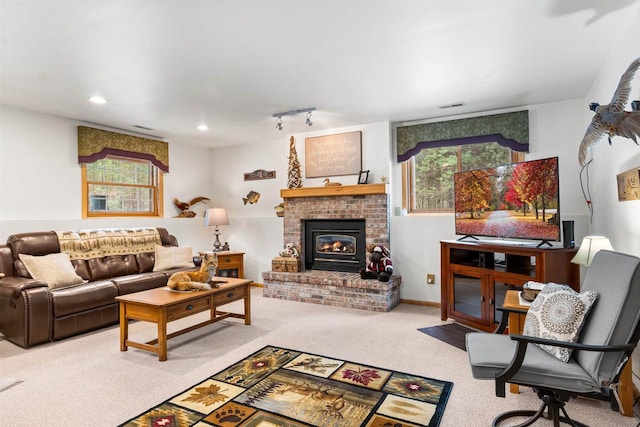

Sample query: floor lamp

[205,208,229,252]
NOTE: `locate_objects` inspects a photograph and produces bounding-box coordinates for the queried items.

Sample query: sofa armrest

[0,276,48,299]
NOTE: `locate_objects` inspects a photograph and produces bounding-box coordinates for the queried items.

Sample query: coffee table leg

[158,309,168,362]
[244,285,251,325]
[119,302,128,351]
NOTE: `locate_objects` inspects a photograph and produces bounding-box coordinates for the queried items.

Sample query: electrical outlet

[427,274,435,285]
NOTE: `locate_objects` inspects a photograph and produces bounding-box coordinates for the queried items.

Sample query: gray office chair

[466,250,640,426]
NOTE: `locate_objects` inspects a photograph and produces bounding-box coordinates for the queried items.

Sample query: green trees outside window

[83,156,162,217]
[409,142,512,212]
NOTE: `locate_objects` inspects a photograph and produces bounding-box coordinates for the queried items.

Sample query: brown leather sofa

[0,228,193,348]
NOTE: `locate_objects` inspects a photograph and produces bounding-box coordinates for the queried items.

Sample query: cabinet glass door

[451,272,484,323]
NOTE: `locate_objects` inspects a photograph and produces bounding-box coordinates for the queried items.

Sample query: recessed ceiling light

[197,124,209,131]
[89,96,108,104]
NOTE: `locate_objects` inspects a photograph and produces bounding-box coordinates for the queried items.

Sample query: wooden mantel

[281,183,386,198]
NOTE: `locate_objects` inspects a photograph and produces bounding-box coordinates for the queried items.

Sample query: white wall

[0,105,215,255]
[582,7,640,389]
[209,121,392,282]
[0,107,390,284]
[586,44,640,253]
[389,99,591,301]
[210,107,590,294]
[1,102,593,293]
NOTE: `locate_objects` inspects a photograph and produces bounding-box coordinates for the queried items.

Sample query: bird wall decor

[578,57,640,166]
[173,196,210,218]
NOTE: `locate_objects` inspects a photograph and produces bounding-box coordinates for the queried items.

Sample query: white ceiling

[1,0,639,148]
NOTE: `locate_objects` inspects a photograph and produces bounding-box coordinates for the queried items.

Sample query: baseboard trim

[400,298,440,308]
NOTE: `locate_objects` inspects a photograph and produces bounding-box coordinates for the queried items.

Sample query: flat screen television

[454,156,560,246]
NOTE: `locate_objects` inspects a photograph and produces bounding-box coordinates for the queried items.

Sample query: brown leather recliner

[0,228,191,348]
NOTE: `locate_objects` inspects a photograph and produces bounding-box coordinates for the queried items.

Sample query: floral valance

[396,110,529,162]
[77,126,169,172]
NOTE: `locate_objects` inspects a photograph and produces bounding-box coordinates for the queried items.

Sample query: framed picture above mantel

[304,131,362,178]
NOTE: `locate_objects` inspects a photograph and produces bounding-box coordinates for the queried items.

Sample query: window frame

[402,145,524,214]
[81,156,164,218]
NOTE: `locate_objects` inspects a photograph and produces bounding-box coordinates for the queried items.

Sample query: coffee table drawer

[167,297,210,321]
[213,288,245,306]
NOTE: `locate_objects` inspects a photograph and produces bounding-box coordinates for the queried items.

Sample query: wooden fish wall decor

[244,169,276,181]
[243,191,260,205]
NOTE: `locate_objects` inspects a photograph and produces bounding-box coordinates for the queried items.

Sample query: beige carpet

[0,287,637,426]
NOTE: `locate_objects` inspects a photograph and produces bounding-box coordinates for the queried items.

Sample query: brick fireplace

[262,184,401,312]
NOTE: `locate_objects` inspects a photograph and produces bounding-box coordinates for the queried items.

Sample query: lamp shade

[571,236,613,266]
[204,208,229,226]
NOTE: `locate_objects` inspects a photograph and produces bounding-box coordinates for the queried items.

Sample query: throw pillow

[18,253,86,290]
[152,245,195,271]
[522,283,597,362]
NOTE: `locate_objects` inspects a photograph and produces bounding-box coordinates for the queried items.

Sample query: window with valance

[396,111,530,213]
[78,126,168,217]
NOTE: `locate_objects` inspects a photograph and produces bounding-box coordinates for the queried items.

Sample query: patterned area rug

[120,345,453,427]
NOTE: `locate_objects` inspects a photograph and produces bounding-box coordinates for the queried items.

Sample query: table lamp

[204,208,229,252]
[571,236,613,267]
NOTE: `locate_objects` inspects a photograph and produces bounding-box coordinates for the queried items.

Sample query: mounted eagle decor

[173,196,210,217]
[579,57,640,166]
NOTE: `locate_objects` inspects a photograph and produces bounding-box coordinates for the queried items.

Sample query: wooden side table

[215,251,244,279]
[502,290,634,417]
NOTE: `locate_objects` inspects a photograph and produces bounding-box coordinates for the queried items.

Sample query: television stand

[440,240,579,332]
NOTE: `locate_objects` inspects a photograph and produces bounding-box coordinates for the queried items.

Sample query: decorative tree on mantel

[287,136,303,188]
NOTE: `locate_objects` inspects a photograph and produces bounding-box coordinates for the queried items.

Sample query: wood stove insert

[303,219,366,272]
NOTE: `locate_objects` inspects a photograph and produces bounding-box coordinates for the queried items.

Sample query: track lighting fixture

[272,107,316,130]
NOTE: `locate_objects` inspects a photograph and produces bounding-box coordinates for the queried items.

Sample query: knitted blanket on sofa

[54,228,162,260]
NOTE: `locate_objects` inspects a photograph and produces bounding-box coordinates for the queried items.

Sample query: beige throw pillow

[522,283,597,362]
[18,253,86,290]
[153,245,195,271]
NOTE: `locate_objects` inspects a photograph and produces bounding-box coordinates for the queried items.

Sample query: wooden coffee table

[116,277,251,361]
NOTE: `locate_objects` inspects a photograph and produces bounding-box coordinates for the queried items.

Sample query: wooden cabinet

[440,240,579,332]
[216,251,245,279]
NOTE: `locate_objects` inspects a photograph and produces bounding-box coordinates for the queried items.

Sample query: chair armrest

[0,276,48,299]
[497,306,529,316]
[494,334,636,397]
[509,334,635,353]
[493,306,529,334]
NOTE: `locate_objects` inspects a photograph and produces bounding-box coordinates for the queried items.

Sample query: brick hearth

[262,184,401,311]
[262,271,401,312]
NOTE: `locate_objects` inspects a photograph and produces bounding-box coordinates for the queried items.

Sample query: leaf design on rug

[182,384,229,406]
[341,367,381,386]
[292,357,340,373]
